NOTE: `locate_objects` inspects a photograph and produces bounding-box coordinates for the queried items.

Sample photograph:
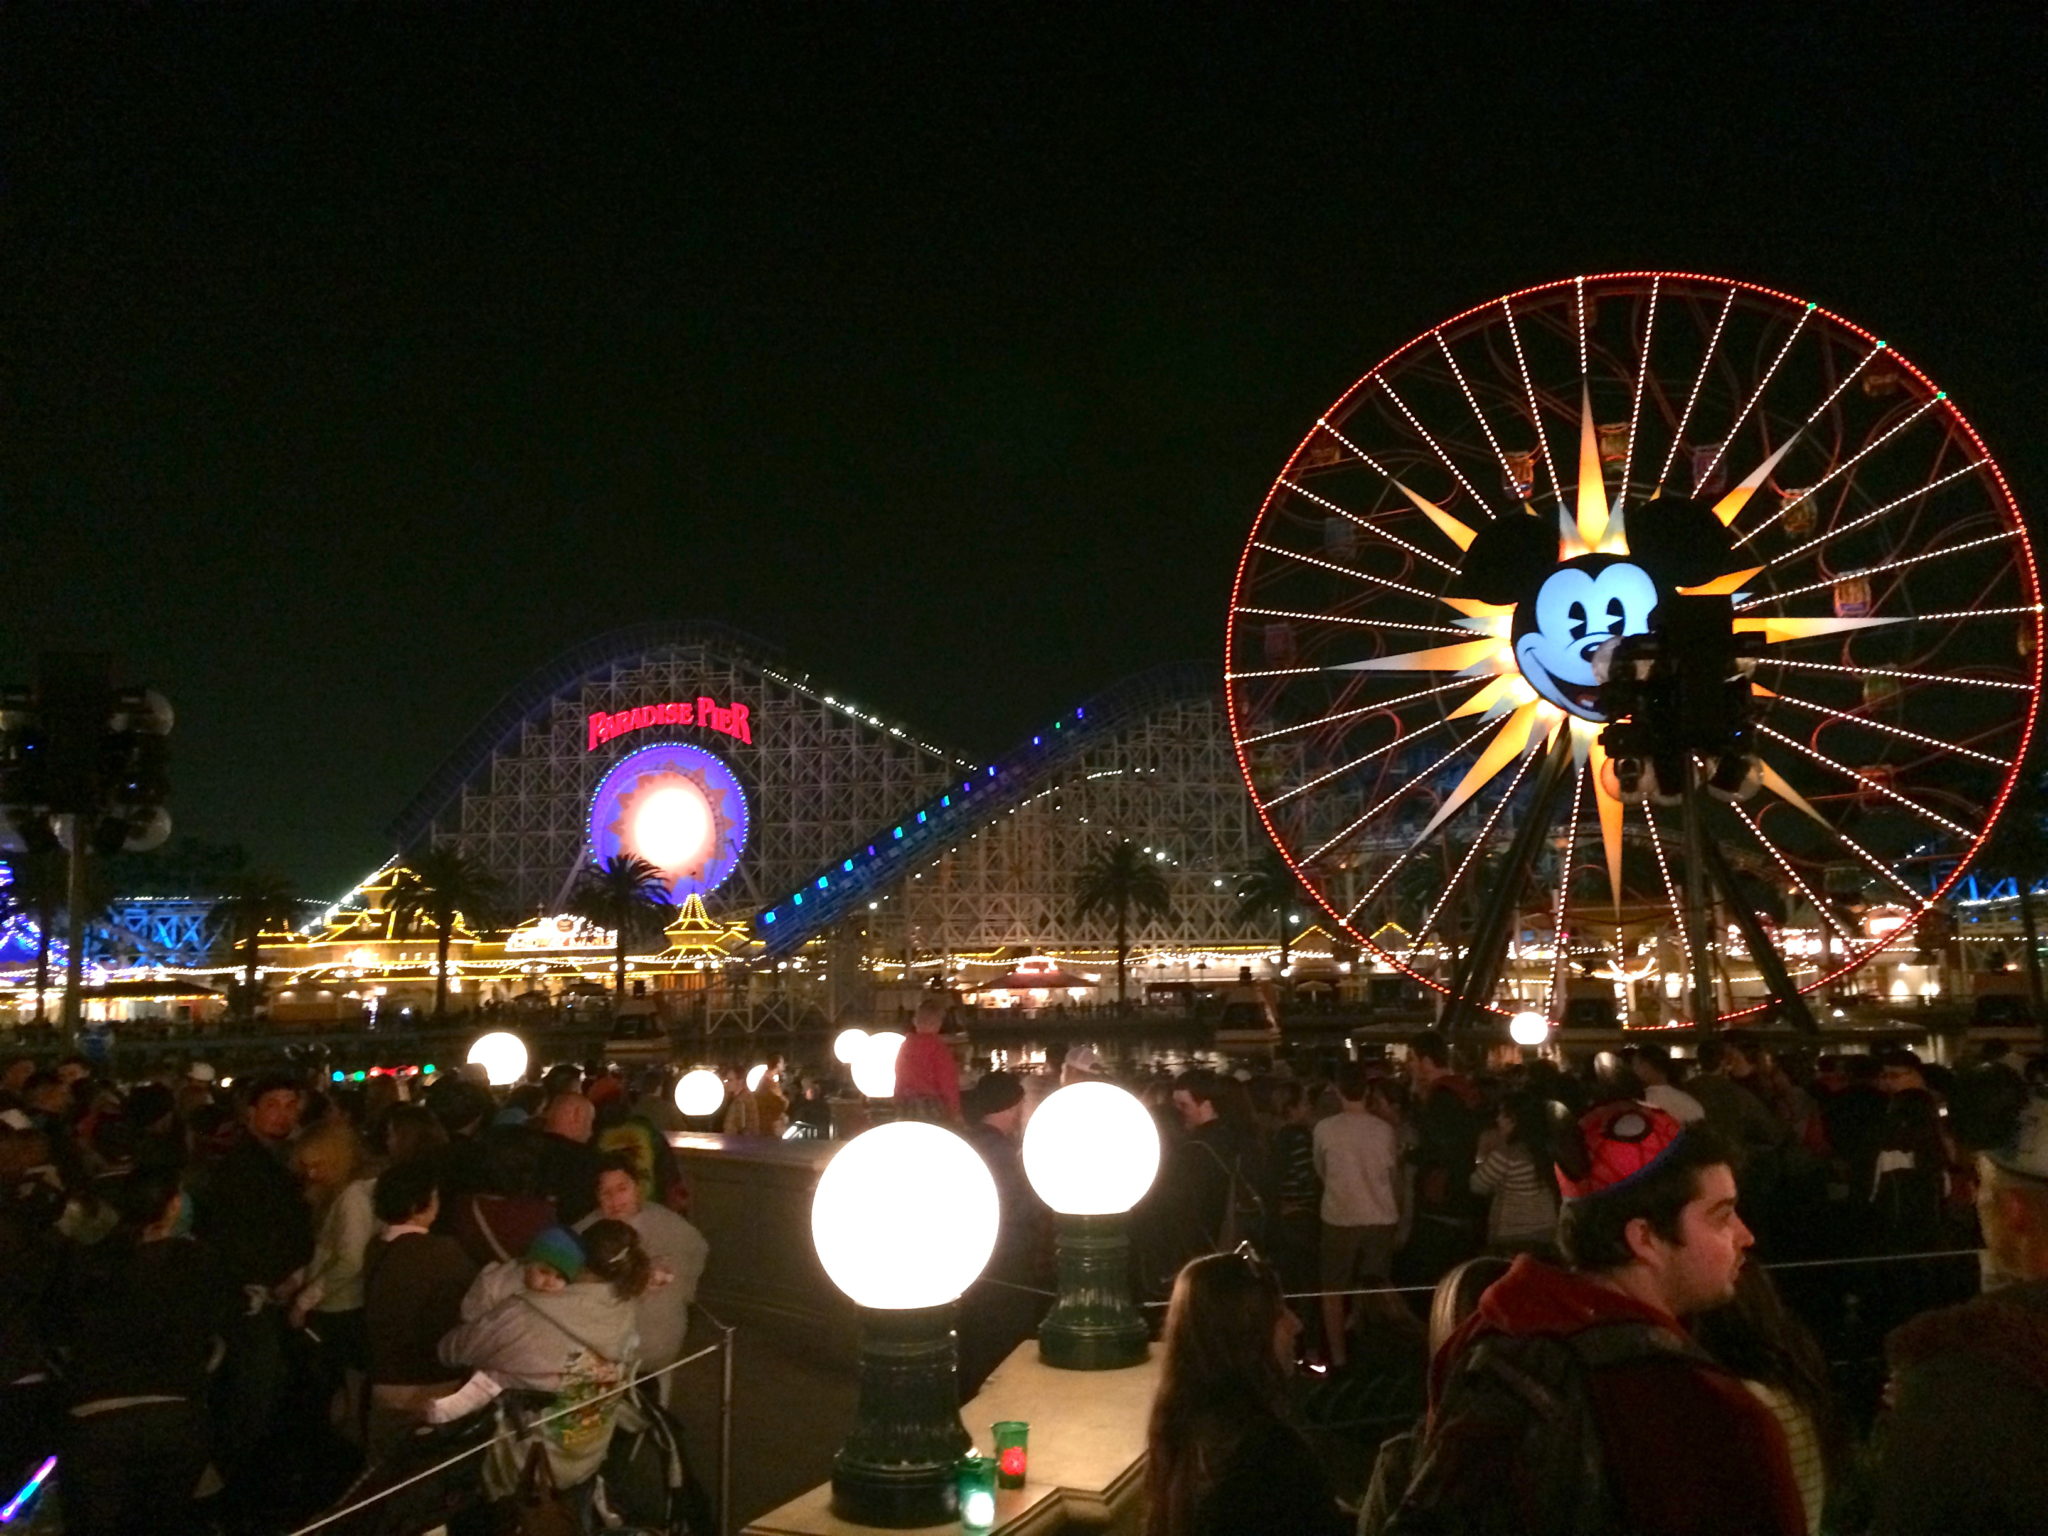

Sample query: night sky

[3,7,2042,897]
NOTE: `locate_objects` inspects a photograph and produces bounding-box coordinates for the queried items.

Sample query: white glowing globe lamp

[745,1063,768,1093]
[675,1068,725,1117]
[832,1027,870,1065]
[811,1121,999,1309]
[1023,1081,1161,1216]
[466,1031,528,1087]
[851,1030,904,1098]
[1508,1011,1551,1047]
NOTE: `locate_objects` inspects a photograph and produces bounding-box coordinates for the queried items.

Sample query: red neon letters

[587,696,752,752]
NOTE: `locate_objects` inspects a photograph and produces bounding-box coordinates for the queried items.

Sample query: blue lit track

[752,662,1212,954]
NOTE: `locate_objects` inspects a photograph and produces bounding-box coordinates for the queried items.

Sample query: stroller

[298,1386,549,1536]
[593,1378,718,1535]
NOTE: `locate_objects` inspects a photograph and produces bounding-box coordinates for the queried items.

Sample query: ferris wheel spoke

[1541,764,1588,1020]
[1270,710,1468,814]
[1753,656,2033,691]
[1734,393,1949,548]
[1736,529,2020,610]
[1248,539,1458,604]
[1655,284,1738,492]
[1376,376,1490,509]
[1326,730,1492,885]
[1277,479,1462,571]
[1697,303,1814,487]
[1400,745,1543,970]
[1232,608,1478,638]
[1759,458,1990,577]
[1616,277,1659,504]
[1756,725,1974,840]
[1434,331,1520,500]
[1500,295,1564,510]
[1758,763,1930,910]
[1234,678,1476,746]
[1763,687,2010,767]
[1729,800,1856,943]
[1643,803,1697,989]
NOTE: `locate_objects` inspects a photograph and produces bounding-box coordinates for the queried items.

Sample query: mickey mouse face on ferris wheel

[1459,496,1745,723]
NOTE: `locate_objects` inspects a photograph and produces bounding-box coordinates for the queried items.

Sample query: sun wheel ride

[1226,273,2041,1028]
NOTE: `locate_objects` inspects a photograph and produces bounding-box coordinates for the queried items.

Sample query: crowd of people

[5,1020,2047,1536]
[1113,1033,2048,1536]
[0,1052,708,1534]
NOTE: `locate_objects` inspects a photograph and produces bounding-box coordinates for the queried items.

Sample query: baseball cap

[1556,1101,1686,1203]
[186,1062,216,1084]
[1063,1045,1105,1077]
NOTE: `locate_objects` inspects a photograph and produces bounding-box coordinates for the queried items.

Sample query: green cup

[992,1420,1029,1490]
[957,1453,997,1532]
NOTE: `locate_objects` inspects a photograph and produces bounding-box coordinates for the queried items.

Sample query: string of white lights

[1762,458,1988,576]
[1249,539,1452,606]
[1400,744,1542,969]
[1764,688,2009,767]
[1737,529,2016,610]
[1500,295,1564,509]
[1756,725,1973,839]
[1275,710,1468,813]
[1433,331,1516,509]
[1698,303,1814,485]
[1732,387,1939,549]
[1377,375,1488,509]
[1618,277,1658,504]
[1235,678,1474,746]
[1656,284,1737,490]
[1278,477,1461,570]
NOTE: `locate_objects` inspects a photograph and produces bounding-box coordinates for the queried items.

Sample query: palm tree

[389,846,503,1021]
[1233,844,1306,977]
[566,854,675,1011]
[208,871,300,1021]
[1073,840,1172,1012]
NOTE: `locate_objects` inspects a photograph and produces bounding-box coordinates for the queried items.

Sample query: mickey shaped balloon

[1457,497,1745,721]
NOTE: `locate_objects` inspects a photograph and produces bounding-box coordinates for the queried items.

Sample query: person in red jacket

[891,996,961,1122]
[1384,1101,1804,1536]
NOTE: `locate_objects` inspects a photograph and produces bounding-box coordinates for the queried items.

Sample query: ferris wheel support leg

[1696,830,1819,1034]
[1440,736,1577,1033]
[1679,771,1722,1035]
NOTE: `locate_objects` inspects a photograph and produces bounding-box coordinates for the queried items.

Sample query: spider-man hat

[1555,1101,1686,1203]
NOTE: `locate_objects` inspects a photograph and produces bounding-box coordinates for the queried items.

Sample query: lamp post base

[831,1303,971,1529]
[1039,1212,1150,1370]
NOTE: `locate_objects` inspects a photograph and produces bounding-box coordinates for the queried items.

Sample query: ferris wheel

[1225,273,2041,1026]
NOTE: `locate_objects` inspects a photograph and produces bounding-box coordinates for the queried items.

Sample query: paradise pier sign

[586,694,753,752]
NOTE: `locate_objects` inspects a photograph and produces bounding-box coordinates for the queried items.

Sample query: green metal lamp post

[1022,1081,1162,1369]
[812,1120,1000,1527]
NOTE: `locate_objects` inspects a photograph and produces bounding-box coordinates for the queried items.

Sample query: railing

[285,1304,737,1536]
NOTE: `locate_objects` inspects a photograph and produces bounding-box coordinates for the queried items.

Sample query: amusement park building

[383,623,1282,994]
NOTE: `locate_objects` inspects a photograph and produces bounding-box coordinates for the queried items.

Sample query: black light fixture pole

[831,1303,971,1527]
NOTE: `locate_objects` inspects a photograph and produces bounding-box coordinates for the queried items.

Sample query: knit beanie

[524,1224,585,1281]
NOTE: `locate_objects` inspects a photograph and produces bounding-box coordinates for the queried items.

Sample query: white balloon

[675,1068,725,1117]
[811,1122,998,1309]
[1022,1081,1161,1216]
[832,1027,870,1065]
[851,1030,904,1098]
[745,1063,768,1093]
[465,1031,528,1087]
